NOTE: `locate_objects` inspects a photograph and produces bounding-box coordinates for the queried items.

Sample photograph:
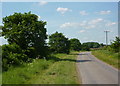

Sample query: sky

[0,2,118,45]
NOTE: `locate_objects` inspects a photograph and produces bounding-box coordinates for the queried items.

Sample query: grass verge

[2,59,54,84]
[92,50,119,69]
[26,51,80,84]
[2,51,80,84]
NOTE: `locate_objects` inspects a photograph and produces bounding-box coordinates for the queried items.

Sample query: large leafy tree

[69,38,81,51]
[2,12,47,58]
[49,32,70,54]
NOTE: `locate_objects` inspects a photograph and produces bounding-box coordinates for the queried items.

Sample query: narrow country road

[76,52,119,84]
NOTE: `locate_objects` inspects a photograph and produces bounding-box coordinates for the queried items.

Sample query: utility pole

[104,30,110,46]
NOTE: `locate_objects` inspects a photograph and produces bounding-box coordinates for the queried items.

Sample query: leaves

[2,12,48,58]
[69,38,81,51]
[109,37,120,53]
[2,12,48,71]
[49,32,70,54]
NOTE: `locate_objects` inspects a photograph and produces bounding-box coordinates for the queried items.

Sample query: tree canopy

[69,38,81,51]
[82,42,100,48]
[49,32,70,54]
[108,37,120,53]
[2,12,48,58]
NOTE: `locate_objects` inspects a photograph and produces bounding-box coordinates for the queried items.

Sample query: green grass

[26,51,80,84]
[92,50,119,69]
[2,59,54,84]
[2,51,80,84]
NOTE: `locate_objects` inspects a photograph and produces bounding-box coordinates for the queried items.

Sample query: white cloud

[79,30,86,33]
[97,10,111,15]
[79,20,87,26]
[106,22,117,26]
[88,18,103,24]
[56,7,72,14]
[60,19,99,29]
[39,1,48,6]
[81,18,103,29]
[79,11,88,15]
[60,18,117,30]
[85,25,96,29]
[60,21,87,29]
[60,22,75,28]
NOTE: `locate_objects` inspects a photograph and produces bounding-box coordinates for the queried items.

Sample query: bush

[108,37,120,53]
[2,44,29,71]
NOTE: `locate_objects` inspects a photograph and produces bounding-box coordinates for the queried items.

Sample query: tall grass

[92,50,119,69]
[2,59,54,84]
[26,51,80,84]
[2,51,80,84]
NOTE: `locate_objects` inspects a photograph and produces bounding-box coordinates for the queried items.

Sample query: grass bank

[2,51,80,84]
[2,59,54,84]
[92,50,119,69]
[26,51,80,84]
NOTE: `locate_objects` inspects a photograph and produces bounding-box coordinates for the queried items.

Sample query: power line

[104,30,110,46]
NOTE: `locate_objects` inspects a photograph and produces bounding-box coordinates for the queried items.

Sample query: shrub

[2,44,29,71]
[109,37,120,53]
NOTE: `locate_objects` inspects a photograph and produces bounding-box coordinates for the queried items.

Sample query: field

[2,51,80,84]
[92,50,119,69]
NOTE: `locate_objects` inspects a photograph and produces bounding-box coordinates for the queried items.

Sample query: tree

[82,42,100,48]
[2,12,48,58]
[109,37,120,53]
[0,25,3,36]
[0,25,3,29]
[49,32,70,54]
[69,38,81,51]
[82,43,90,51]
[100,43,105,47]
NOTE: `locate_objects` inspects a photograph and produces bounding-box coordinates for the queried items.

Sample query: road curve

[76,52,119,84]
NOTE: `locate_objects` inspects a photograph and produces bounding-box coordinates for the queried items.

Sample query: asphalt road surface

[76,52,119,84]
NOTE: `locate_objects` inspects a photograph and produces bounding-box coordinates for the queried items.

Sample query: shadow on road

[69,53,80,55]
[79,53,88,55]
[76,60,92,62]
[46,55,92,63]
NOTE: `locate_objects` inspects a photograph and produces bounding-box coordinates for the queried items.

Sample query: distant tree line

[1,12,118,71]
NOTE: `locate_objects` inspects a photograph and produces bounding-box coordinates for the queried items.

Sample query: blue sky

[0,2,118,45]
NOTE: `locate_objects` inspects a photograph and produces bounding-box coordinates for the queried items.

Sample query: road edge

[76,54,82,84]
[91,51,119,72]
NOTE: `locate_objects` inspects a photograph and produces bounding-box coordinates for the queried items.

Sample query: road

[76,52,119,84]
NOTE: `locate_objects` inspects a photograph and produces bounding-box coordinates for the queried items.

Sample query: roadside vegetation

[26,51,80,84]
[92,37,120,69]
[92,50,119,69]
[3,51,80,84]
